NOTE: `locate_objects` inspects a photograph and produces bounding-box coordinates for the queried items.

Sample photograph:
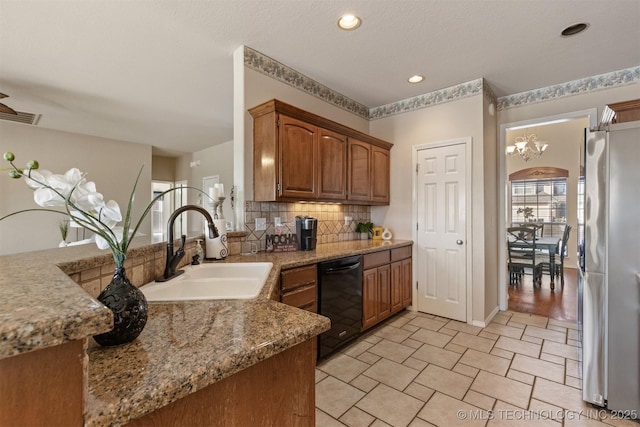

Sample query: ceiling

[1,1,638,157]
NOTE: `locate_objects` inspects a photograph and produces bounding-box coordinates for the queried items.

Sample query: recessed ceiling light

[337,14,361,31]
[561,22,589,37]
[408,75,424,84]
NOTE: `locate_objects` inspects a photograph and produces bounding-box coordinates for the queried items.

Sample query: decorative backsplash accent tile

[369,78,484,120]
[244,46,370,119]
[497,66,640,110]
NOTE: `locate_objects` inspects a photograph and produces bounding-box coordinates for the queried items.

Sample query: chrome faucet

[160,205,219,281]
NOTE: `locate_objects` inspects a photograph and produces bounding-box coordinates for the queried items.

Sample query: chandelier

[506,133,548,162]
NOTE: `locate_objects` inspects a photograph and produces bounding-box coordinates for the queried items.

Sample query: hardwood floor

[508,267,578,322]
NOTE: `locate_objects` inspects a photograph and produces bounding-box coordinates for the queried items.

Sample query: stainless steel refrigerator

[578,120,640,414]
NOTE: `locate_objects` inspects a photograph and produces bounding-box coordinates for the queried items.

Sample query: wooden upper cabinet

[318,129,347,200]
[348,139,372,201]
[249,99,392,204]
[279,115,318,199]
[348,139,390,204]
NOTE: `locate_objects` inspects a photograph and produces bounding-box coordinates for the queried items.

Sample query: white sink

[141,262,273,302]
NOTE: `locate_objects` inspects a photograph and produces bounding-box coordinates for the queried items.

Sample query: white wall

[369,94,496,324]
[0,121,152,255]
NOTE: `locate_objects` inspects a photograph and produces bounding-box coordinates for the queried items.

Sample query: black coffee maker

[295,216,318,251]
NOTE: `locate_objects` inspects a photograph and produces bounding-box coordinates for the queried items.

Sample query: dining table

[508,235,562,289]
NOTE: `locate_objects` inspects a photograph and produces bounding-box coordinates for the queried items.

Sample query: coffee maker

[295,216,318,251]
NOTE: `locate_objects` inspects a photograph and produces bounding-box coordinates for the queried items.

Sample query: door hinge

[415,281,418,290]
[416,163,419,173]
[416,222,419,231]
[277,182,281,192]
[277,118,280,127]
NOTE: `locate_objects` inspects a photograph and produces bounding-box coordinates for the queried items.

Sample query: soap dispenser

[195,239,205,263]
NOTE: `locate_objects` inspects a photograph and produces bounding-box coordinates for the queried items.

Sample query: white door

[416,142,467,321]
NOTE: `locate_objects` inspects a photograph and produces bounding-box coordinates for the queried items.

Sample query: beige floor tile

[401,324,420,333]
[541,340,580,361]
[319,353,372,383]
[403,356,428,371]
[408,418,438,427]
[548,318,578,330]
[599,411,640,426]
[470,370,532,409]
[362,334,383,345]
[389,315,413,328]
[490,348,515,360]
[494,336,541,357]
[316,369,328,383]
[524,325,566,343]
[510,353,565,383]
[408,316,447,332]
[316,376,366,419]
[464,389,496,411]
[411,343,462,369]
[417,392,487,427]
[492,314,511,325]
[564,416,610,426]
[484,322,523,340]
[445,320,483,335]
[414,364,473,400]
[356,383,424,427]
[509,313,549,328]
[547,324,568,334]
[532,377,591,412]
[453,363,480,378]
[444,342,468,354]
[371,419,393,427]
[316,408,347,427]
[479,331,500,340]
[363,358,420,391]
[368,339,416,364]
[567,339,581,348]
[343,340,374,358]
[409,328,453,348]
[506,369,535,385]
[528,398,564,422]
[566,359,580,378]
[350,374,379,393]
[358,351,382,365]
[565,375,582,389]
[402,338,423,349]
[522,335,544,345]
[404,382,435,402]
[567,329,579,341]
[339,406,376,427]
[487,400,560,426]
[450,332,496,353]
[373,325,414,343]
[539,352,565,365]
[438,327,458,337]
[459,348,511,376]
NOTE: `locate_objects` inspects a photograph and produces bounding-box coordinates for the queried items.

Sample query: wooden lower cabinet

[126,339,316,427]
[363,246,412,331]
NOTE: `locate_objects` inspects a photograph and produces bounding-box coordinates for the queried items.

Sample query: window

[510,177,567,238]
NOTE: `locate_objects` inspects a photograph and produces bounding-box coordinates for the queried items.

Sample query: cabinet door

[348,139,372,201]
[371,146,390,204]
[390,261,403,314]
[401,258,412,308]
[279,115,317,199]
[362,268,378,330]
[318,128,347,200]
[377,264,391,321]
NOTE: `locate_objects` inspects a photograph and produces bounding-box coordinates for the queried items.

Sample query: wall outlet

[274,216,281,226]
[255,217,267,231]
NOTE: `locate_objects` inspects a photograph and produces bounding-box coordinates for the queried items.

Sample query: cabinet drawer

[363,250,390,269]
[391,246,412,262]
[281,265,317,291]
[281,285,316,310]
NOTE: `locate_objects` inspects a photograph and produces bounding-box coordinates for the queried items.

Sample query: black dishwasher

[317,255,363,359]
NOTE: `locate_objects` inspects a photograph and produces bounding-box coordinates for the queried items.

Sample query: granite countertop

[0,237,412,426]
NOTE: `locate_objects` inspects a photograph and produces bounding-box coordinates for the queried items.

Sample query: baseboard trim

[470,305,500,328]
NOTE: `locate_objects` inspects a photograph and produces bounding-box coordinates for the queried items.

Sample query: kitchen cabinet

[362,246,412,330]
[280,264,317,313]
[249,99,392,204]
[348,139,390,204]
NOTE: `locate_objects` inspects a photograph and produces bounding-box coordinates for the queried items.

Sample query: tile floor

[315,310,637,427]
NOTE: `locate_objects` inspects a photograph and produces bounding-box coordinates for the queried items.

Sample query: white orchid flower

[94,226,127,250]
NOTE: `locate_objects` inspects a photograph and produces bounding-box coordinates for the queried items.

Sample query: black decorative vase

[93,266,148,347]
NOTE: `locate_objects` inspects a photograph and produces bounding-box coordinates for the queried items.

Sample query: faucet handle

[180,234,186,249]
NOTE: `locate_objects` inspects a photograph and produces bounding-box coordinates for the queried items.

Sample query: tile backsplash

[236,201,371,253]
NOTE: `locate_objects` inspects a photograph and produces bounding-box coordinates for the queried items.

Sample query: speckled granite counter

[0,238,412,426]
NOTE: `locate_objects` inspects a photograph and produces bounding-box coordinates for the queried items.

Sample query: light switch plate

[255,217,267,231]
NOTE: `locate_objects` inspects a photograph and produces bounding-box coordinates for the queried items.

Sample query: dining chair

[507,226,544,286]
[540,224,571,285]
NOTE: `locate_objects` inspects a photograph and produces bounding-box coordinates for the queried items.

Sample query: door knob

[456,240,464,245]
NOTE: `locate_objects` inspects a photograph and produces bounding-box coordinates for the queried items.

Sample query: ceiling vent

[0,111,40,125]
